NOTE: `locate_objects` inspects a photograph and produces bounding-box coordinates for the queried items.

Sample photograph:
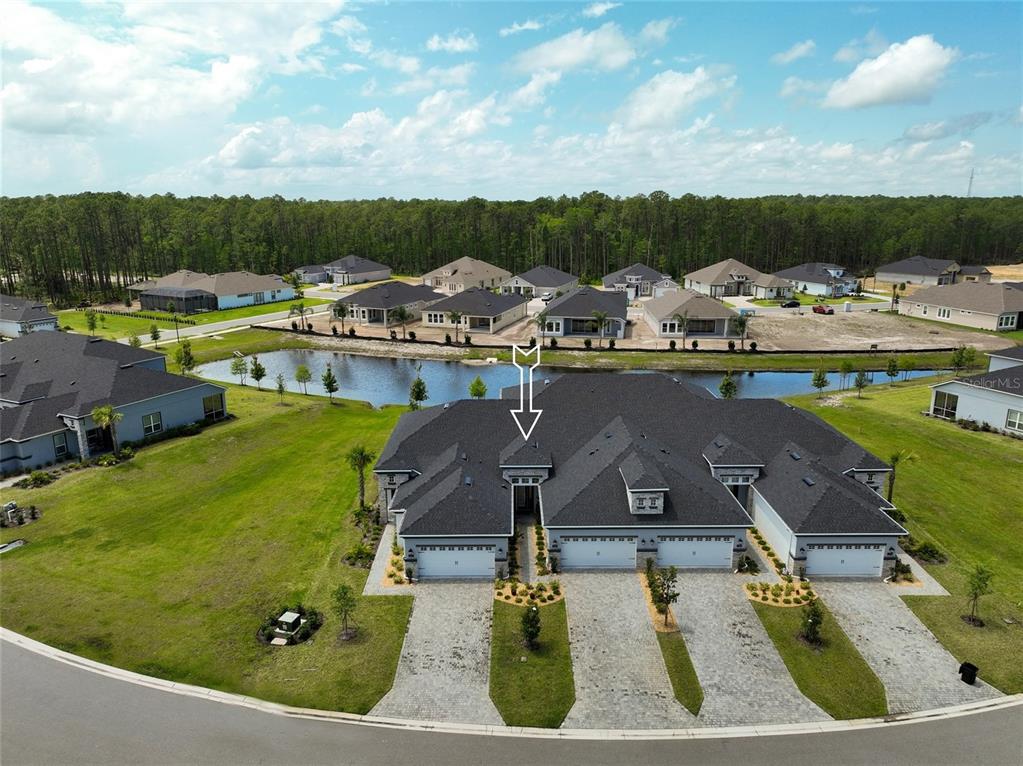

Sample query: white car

[540,291,554,302]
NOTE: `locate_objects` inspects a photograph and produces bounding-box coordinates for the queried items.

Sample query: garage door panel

[804,544,883,577]
[416,545,495,579]
[559,536,636,569]
[657,536,734,568]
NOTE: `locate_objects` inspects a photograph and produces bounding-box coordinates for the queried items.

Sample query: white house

[323,256,391,285]
[500,265,578,298]
[928,347,1023,437]
[643,289,738,338]
[422,257,511,294]
[602,263,671,300]
[422,288,527,334]
[773,263,858,297]
[898,282,1023,333]
[685,259,793,300]
[133,271,295,313]
[0,294,59,338]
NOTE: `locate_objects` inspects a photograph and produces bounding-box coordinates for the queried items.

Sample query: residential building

[500,266,578,298]
[684,259,794,300]
[960,265,994,283]
[292,265,328,284]
[335,281,444,327]
[1,333,227,472]
[323,256,391,285]
[602,263,671,299]
[874,256,990,286]
[541,287,628,340]
[130,270,295,313]
[422,288,527,334]
[898,282,1023,332]
[928,347,1023,437]
[652,277,682,297]
[643,289,738,338]
[773,263,859,297]
[422,257,511,294]
[0,294,59,338]
[375,374,904,579]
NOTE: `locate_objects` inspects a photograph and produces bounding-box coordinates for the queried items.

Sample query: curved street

[2,637,1021,766]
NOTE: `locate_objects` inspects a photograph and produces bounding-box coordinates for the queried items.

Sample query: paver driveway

[560,572,693,729]
[673,572,831,726]
[370,582,503,725]
[813,580,1002,713]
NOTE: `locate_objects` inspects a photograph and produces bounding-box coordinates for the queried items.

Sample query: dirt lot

[987,263,1023,281]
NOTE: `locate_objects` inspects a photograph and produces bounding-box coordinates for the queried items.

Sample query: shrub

[550,580,561,595]
[669,339,677,350]
[549,337,558,348]
[348,327,356,337]
[761,595,769,601]
[444,333,452,345]
[608,338,616,349]
[749,341,758,352]
[783,598,792,604]
[96,454,120,467]
[408,331,416,341]
[727,340,736,351]
[344,542,374,567]
[746,582,757,592]
[464,334,472,345]
[504,594,511,600]
[771,584,783,597]
[584,338,592,349]
[691,339,699,350]
[16,470,56,489]
[535,582,547,593]
[772,597,780,603]
[332,325,339,336]
[515,597,523,604]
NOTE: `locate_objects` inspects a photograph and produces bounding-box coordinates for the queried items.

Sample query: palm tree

[591,310,609,347]
[671,311,690,348]
[334,302,349,334]
[390,305,412,339]
[346,445,378,511]
[535,310,549,347]
[289,301,309,330]
[730,313,750,350]
[447,310,463,343]
[886,449,917,503]
[90,404,124,455]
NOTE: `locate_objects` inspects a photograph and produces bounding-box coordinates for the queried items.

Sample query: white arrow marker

[510,344,543,441]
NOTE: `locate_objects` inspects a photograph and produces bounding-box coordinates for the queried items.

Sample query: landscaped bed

[494,579,563,605]
[639,572,704,715]
[489,599,575,728]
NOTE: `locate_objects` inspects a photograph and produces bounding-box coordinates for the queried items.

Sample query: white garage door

[559,536,637,569]
[415,545,495,579]
[658,536,734,568]
[804,544,884,577]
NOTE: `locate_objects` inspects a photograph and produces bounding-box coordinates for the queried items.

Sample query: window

[937,307,951,319]
[689,319,716,333]
[636,498,646,508]
[52,432,68,458]
[921,305,928,315]
[932,390,958,420]
[998,314,1017,329]
[1007,409,1023,432]
[203,393,225,420]
[142,412,163,436]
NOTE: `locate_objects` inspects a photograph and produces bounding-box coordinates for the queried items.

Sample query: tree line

[2,191,1020,306]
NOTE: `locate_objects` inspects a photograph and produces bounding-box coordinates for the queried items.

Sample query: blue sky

[2,1,1020,198]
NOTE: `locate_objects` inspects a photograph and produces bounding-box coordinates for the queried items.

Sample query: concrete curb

[3,627,1019,741]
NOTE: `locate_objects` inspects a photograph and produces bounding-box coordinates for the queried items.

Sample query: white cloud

[779,76,829,98]
[332,16,367,36]
[371,49,422,75]
[903,112,992,141]
[426,31,478,54]
[582,2,621,18]
[616,67,735,131]
[818,142,855,160]
[639,19,676,46]
[499,19,542,37]
[392,63,475,95]
[834,28,887,63]
[513,23,635,73]
[825,35,959,109]
[503,70,562,112]
[339,62,366,74]
[771,40,816,65]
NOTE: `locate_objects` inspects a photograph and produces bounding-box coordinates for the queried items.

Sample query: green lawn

[786,381,1023,693]
[656,631,703,715]
[161,328,315,372]
[490,600,575,727]
[0,385,412,714]
[750,293,885,307]
[753,601,887,719]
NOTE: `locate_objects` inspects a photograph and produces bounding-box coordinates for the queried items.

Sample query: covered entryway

[804,543,884,577]
[657,535,734,568]
[558,536,636,569]
[415,545,495,579]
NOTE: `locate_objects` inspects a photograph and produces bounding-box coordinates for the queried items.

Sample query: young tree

[90,404,124,454]
[535,310,549,347]
[127,331,142,348]
[85,309,98,336]
[250,355,267,390]
[655,566,680,626]
[166,302,181,342]
[295,364,312,394]
[839,359,854,391]
[468,374,488,399]
[854,368,869,398]
[230,356,249,386]
[275,373,286,402]
[811,366,830,399]
[332,583,359,638]
[671,311,690,349]
[886,449,917,503]
[520,604,541,649]
[965,564,994,626]
[800,598,824,645]
[901,358,916,382]
[289,301,309,330]
[885,355,900,386]
[346,444,378,510]
[334,302,349,334]
[389,305,412,339]
[321,366,339,402]
[718,371,738,399]
[174,339,196,375]
[591,310,609,348]
[409,364,428,410]
[149,323,161,348]
[447,310,463,343]
[730,313,750,350]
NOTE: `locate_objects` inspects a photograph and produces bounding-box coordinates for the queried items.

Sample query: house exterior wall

[929,380,1023,433]
[397,534,510,565]
[989,355,1023,372]
[0,317,60,337]
[1,430,80,473]
[326,267,390,285]
[545,525,747,566]
[752,283,793,300]
[501,277,577,297]
[899,300,1004,331]
[215,286,295,310]
[643,311,732,338]
[345,298,437,326]
[294,268,328,283]
[422,302,527,333]
[876,270,953,287]
[543,315,626,339]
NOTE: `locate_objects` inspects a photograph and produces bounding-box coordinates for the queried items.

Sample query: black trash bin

[959,662,978,685]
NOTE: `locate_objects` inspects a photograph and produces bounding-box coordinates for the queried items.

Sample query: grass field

[489,600,575,728]
[786,381,1023,693]
[161,328,316,372]
[751,293,885,307]
[655,631,704,715]
[0,385,412,714]
[753,601,887,719]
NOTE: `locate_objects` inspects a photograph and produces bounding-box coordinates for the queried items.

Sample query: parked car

[780,299,800,308]
[812,304,835,315]
[540,291,554,302]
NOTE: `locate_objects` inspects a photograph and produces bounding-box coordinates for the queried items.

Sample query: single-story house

[1,333,227,473]
[652,277,682,298]
[773,263,859,297]
[0,294,59,337]
[422,257,511,294]
[928,347,1023,437]
[323,256,391,285]
[375,373,904,579]
[685,259,794,300]
[292,265,328,284]
[131,270,295,313]
[500,266,578,299]
[335,281,444,327]
[643,289,738,338]
[898,282,1023,332]
[541,287,628,340]
[422,288,527,334]
[602,263,672,300]
[874,256,991,286]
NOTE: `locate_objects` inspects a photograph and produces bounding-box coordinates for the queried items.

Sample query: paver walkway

[370,582,503,725]
[813,580,1002,713]
[673,572,831,726]
[362,524,412,597]
[560,572,693,729]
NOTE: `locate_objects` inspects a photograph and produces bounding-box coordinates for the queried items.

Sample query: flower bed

[745,579,815,607]
[494,578,562,606]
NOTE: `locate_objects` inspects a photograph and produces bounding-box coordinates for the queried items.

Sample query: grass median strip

[489,600,574,728]
[753,601,887,720]
[656,632,703,716]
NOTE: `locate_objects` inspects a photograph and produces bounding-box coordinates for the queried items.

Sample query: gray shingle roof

[901,282,1023,315]
[337,281,444,310]
[988,346,1023,363]
[644,289,737,321]
[0,294,57,325]
[514,266,578,288]
[876,256,958,277]
[702,433,763,466]
[544,287,627,319]
[602,263,666,287]
[954,363,1023,397]
[773,263,855,285]
[427,288,526,316]
[323,255,390,274]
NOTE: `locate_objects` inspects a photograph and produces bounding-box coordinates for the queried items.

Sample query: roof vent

[460,452,467,461]
[588,449,598,456]
[802,477,816,486]
[443,403,449,409]
[714,439,725,449]
[605,432,613,439]
[790,452,802,461]
[464,476,473,486]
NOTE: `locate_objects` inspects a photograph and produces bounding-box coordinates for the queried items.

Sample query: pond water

[197,349,941,407]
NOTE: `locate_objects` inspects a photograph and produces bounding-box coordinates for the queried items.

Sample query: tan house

[422,257,511,294]
[685,259,793,300]
[422,288,527,334]
[899,282,1023,332]
[643,289,739,338]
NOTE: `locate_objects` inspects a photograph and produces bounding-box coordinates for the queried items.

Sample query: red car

[812,304,835,315]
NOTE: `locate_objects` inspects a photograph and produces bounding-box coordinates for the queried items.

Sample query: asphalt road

[2,640,1021,766]
[115,303,332,344]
